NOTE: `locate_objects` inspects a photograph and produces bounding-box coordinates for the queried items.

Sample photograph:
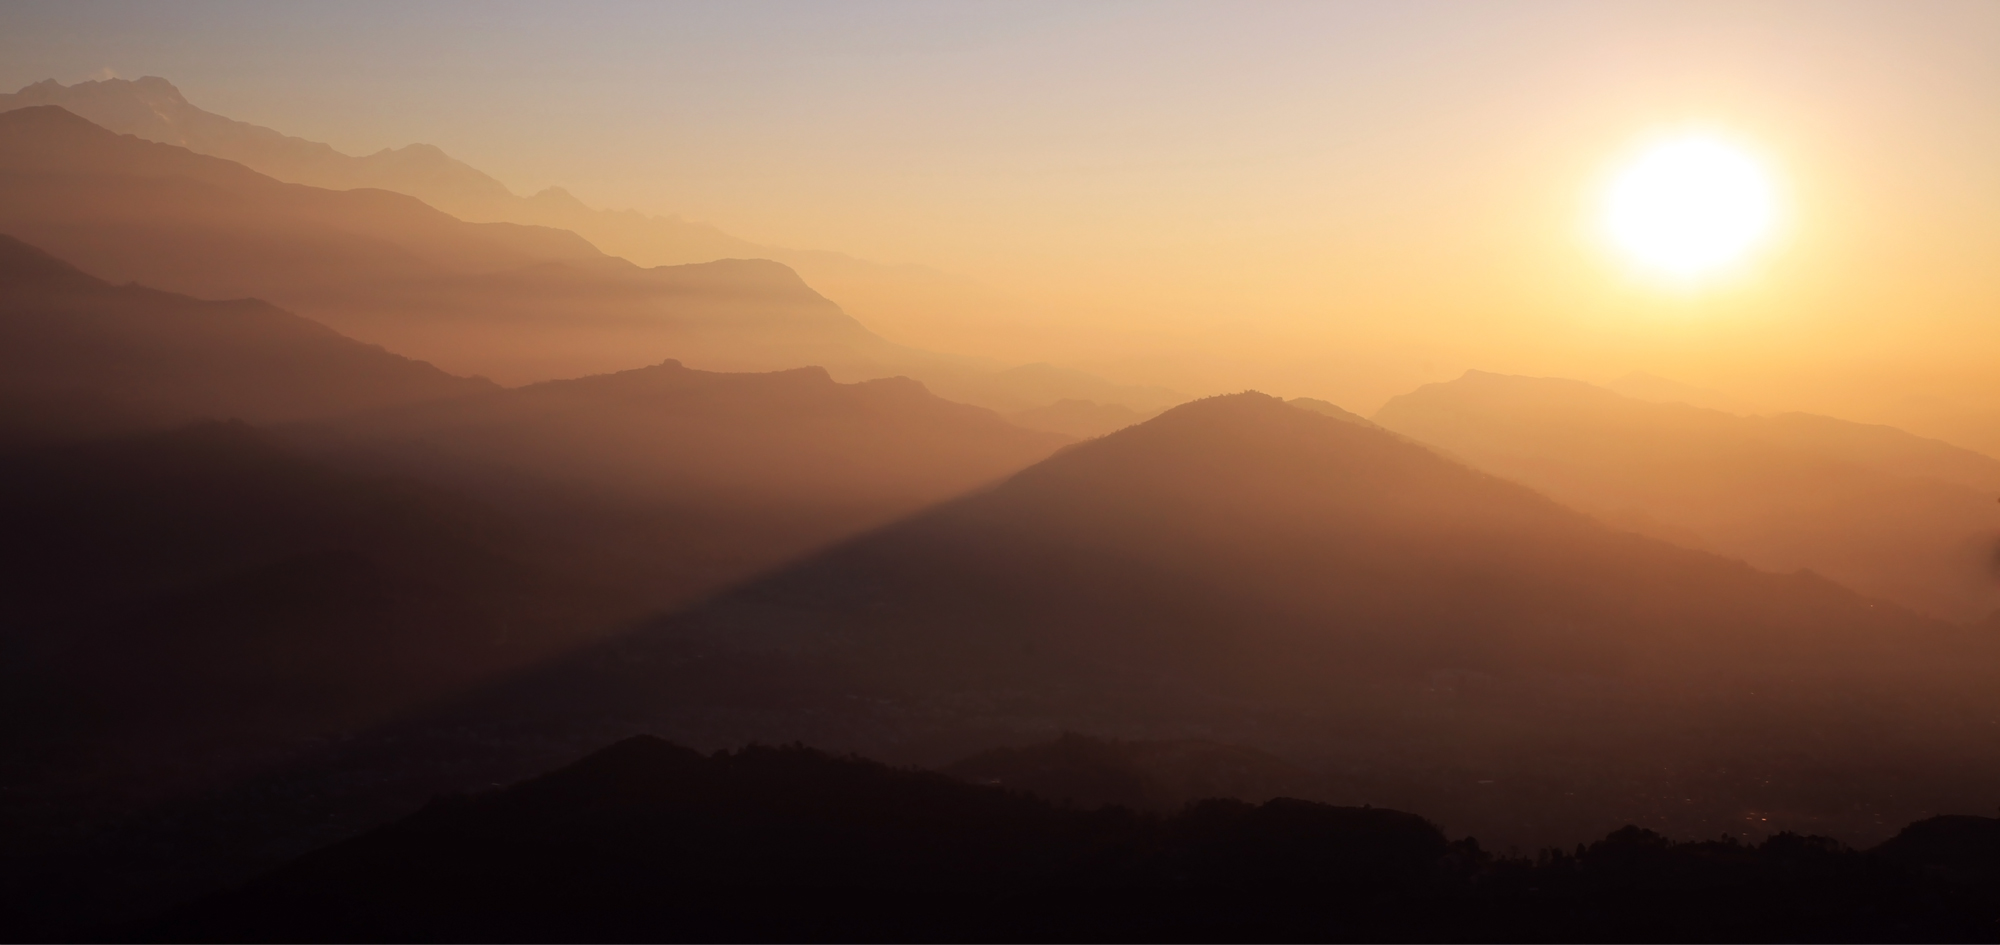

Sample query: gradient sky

[4,1,1998,423]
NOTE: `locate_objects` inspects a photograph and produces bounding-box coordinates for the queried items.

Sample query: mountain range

[252,391,2000,857]
[0,234,490,442]
[10,72,2000,945]
[135,734,2000,943]
[0,104,896,385]
[0,93,1185,415]
[1374,370,2000,622]
[287,357,1071,606]
[0,231,1077,938]
[0,76,1084,381]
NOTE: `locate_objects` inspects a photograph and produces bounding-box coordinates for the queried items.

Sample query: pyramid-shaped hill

[0,234,491,441]
[398,392,2000,848]
[0,106,891,384]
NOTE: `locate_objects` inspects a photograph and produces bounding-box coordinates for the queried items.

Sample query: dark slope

[293,359,1072,609]
[0,421,664,939]
[943,732,1321,811]
[0,106,889,384]
[1374,371,2000,622]
[0,423,630,792]
[0,364,1065,939]
[318,393,2000,851]
[142,736,1453,943]
[0,234,490,441]
[139,737,2000,943]
[307,358,1070,509]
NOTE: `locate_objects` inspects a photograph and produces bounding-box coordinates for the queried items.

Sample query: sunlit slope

[1374,371,2000,623]
[406,393,1998,848]
[0,106,891,385]
[0,235,492,441]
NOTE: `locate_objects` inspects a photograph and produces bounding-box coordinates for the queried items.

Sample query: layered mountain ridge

[0,233,491,441]
[1374,370,2000,622]
[287,391,2000,852]
[0,94,1185,414]
[0,76,1128,386]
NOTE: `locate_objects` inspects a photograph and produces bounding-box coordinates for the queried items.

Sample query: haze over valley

[3,4,1999,941]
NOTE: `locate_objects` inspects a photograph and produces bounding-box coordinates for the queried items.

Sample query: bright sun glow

[1604,135,1777,281]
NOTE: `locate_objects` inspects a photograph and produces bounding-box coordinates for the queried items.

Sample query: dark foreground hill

[0,234,490,442]
[138,736,2000,943]
[1375,370,2000,622]
[302,392,2000,852]
[943,732,1322,811]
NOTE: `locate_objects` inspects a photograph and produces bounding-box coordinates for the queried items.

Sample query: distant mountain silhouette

[0,77,1071,369]
[0,99,1186,412]
[1605,371,1764,414]
[275,392,2000,854]
[304,359,1069,506]
[289,360,1071,602]
[0,234,490,441]
[943,732,1320,810]
[134,735,2000,943]
[0,104,896,385]
[1375,370,2000,622]
[0,77,760,264]
[1287,396,1376,426]
[0,77,523,220]
[926,361,1184,415]
[1008,398,1158,438]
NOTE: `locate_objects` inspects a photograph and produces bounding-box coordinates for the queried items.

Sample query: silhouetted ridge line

[0,235,492,441]
[942,732,1319,811]
[136,736,2000,942]
[0,105,898,386]
[301,389,2000,863]
[1374,369,2000,621]
[0,80,1194,415]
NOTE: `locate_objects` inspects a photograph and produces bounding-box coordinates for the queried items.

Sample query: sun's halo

[1603,134,1777,281]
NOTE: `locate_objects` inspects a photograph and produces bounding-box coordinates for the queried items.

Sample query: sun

[1602,134,1777,281]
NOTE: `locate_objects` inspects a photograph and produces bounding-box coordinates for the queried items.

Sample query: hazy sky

[4,1,1998,418]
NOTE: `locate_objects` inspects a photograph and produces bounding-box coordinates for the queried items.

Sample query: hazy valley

[2,28,1999,942]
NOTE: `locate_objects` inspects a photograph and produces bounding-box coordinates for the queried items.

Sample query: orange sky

[4,1,1998,438]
